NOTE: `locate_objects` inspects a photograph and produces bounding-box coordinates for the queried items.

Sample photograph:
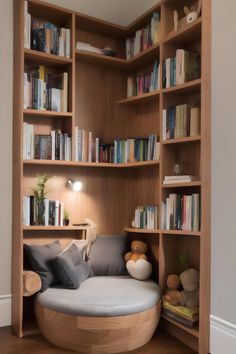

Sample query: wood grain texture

[35,302,161,353]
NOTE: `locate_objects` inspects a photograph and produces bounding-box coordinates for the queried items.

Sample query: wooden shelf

[124,228,160,234]
[162,181,201,188]
[127,43,160,71]
[162,315,199,338]
[75,50,127,70]
[23,226,87,231]
[23,160,160,168]
[162,136,201,145]
[164,18,202,46]
[162,79,201,95]
[24,48,73,66]
[161,230,201,237]
[23,109,73,118]
[117,90,160,105]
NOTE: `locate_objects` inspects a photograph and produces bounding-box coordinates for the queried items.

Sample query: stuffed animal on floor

[163,274,181,306]
[125,240,152,281]
[180,268,199,308]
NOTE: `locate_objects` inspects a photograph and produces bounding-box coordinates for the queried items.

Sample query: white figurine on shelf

[184,0,202,24]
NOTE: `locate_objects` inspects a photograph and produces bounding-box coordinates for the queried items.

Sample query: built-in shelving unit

[13,0,211,353]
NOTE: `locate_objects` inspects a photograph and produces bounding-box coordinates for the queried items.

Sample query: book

[162,299,199,321]
[190,107,200,136]
[162,308,199,329]
[133,206,158,229]
[164,175,200,183]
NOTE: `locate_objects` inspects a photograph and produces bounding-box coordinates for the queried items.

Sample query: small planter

[35,199,45,226]
[63,219,70,226]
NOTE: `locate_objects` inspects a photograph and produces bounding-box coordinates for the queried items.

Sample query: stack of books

[133,205,158,230]
[76,42,116,57]
[126,12,161,59]
[23,196,64,227]
[162,299,199,329]
[163,49,201,88]
[24,66,68,112]
[24,1,71,57]
[163,105,200,140]
[74,129,160,164]
[127,59,160,97]
[163,175,199,185]
[23,123,72,161]
[161,192,200,231]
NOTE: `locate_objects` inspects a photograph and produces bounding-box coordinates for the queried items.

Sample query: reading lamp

[66,179,83,192]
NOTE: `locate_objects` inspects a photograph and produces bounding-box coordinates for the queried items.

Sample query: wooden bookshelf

[13,0,211,353]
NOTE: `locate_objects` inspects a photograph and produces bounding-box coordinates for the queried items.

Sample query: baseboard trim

[0,294,12,327]
[210,315,236,354]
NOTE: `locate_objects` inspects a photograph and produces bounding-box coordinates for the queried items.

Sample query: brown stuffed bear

[163,274,181,306]
[180,268,199,308]
[124,240,148,263]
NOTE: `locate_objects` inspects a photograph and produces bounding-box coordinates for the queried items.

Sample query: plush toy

[163,274,181,306]
[184,0,202,24]
[124,240,148,263]
[125,241,152,281]
[180,268,199,308]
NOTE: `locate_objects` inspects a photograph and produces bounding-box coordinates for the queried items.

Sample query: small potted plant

[33,174,51,226]
[63,210,70,226]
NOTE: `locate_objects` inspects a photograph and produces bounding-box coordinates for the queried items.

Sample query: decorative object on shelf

[184,0,202,24]
[125,240,152,281]
[179,268,199,309]
[173,10,179,32]
[163,274,181,306]
[174,163,184,176]
[63,210,70,226]
[23,270,42,297]
[32,174,51,225]
[66,179,83,192]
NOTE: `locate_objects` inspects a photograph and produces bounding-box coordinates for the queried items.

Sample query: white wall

[210,0,236,352]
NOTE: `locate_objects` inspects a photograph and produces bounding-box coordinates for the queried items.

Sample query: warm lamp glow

[66,179,83,192]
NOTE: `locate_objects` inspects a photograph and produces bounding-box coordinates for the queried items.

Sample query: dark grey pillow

[54,243,93,289]
[24,240,62,292]
[88,235,127,276]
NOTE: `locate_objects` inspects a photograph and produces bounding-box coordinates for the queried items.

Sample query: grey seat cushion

[36,276,161,317]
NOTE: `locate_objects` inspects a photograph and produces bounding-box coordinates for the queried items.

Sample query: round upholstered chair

[35,275,161,353]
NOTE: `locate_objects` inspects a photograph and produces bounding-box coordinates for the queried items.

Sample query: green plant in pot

[63,210,70,226]
[33,174,51,226]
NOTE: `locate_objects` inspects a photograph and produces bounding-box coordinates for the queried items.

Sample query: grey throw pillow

[88,235,127,276]
[54,243,93,289]
[24,240,62,292]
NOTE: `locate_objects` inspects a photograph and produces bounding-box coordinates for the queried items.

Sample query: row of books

[133,205,158,230]
[24,1,70,58]
[163,105,200,140]
[127,59,160,97]
[163,50,200,88]
[23,196,65,226]
[161,193,200,231]
[162,300,199,329]
[126,12,161,59]
[23,123,72,161]
[24,66,68,112]
[75,129,160,163]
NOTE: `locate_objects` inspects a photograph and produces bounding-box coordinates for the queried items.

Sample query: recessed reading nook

[12,0,211,354]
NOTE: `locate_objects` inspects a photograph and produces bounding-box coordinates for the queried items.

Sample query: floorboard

[0,327,196,354]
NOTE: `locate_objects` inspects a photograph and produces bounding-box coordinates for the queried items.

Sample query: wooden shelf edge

[124,228,160,234]
[162,181,201,188]
[162,136,201,145]
[162,79,201,94]
[162,315,199,338]
[23,226,87,231]
[75,49,127,69]
[23,109,73,117]
[161,230,201,237]
[23,160,160,168]
[117,90,160,105]
[164,18,202,44]
[24,48,73,65]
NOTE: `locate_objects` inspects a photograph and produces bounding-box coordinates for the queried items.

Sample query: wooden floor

[0,327,196,354]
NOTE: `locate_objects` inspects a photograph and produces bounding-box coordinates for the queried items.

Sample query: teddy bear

[124,240,148,263]
[125,240,152,281]
[163,274,181,306]
[179,268,199,308]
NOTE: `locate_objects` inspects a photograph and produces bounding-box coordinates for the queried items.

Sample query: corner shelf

[162,136,201,145]
[75,49,127,70]
[162,181,201,188]
[23,226,87,231]
[162,78,201,95]
[124,228,160,234]
[23,109,73,118]
[163,18,202,46]
[23,160,160,168]
[161,230,201,237]
[127,43,160,71]
[24,48,73,66]
[117,90,160,105]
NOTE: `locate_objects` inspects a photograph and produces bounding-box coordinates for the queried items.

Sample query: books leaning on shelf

[126,12,161,60]
[162,299,199,329]
[162,105,200,140]
[23,123,72,161]
[76,42,116,57]
[24,66,68,112]
[127,59,160,97]
[23,196,64,227]
[161,193,200,231]
[163,49,201,89]
[133,205,158,230]
[24,1,71,57]
[75,128,160,163]
[163,175,200,184]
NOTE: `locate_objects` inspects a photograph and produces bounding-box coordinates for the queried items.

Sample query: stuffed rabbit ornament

[184,0,202,24]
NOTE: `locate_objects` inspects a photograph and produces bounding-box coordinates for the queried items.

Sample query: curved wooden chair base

[35,302,161,353]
